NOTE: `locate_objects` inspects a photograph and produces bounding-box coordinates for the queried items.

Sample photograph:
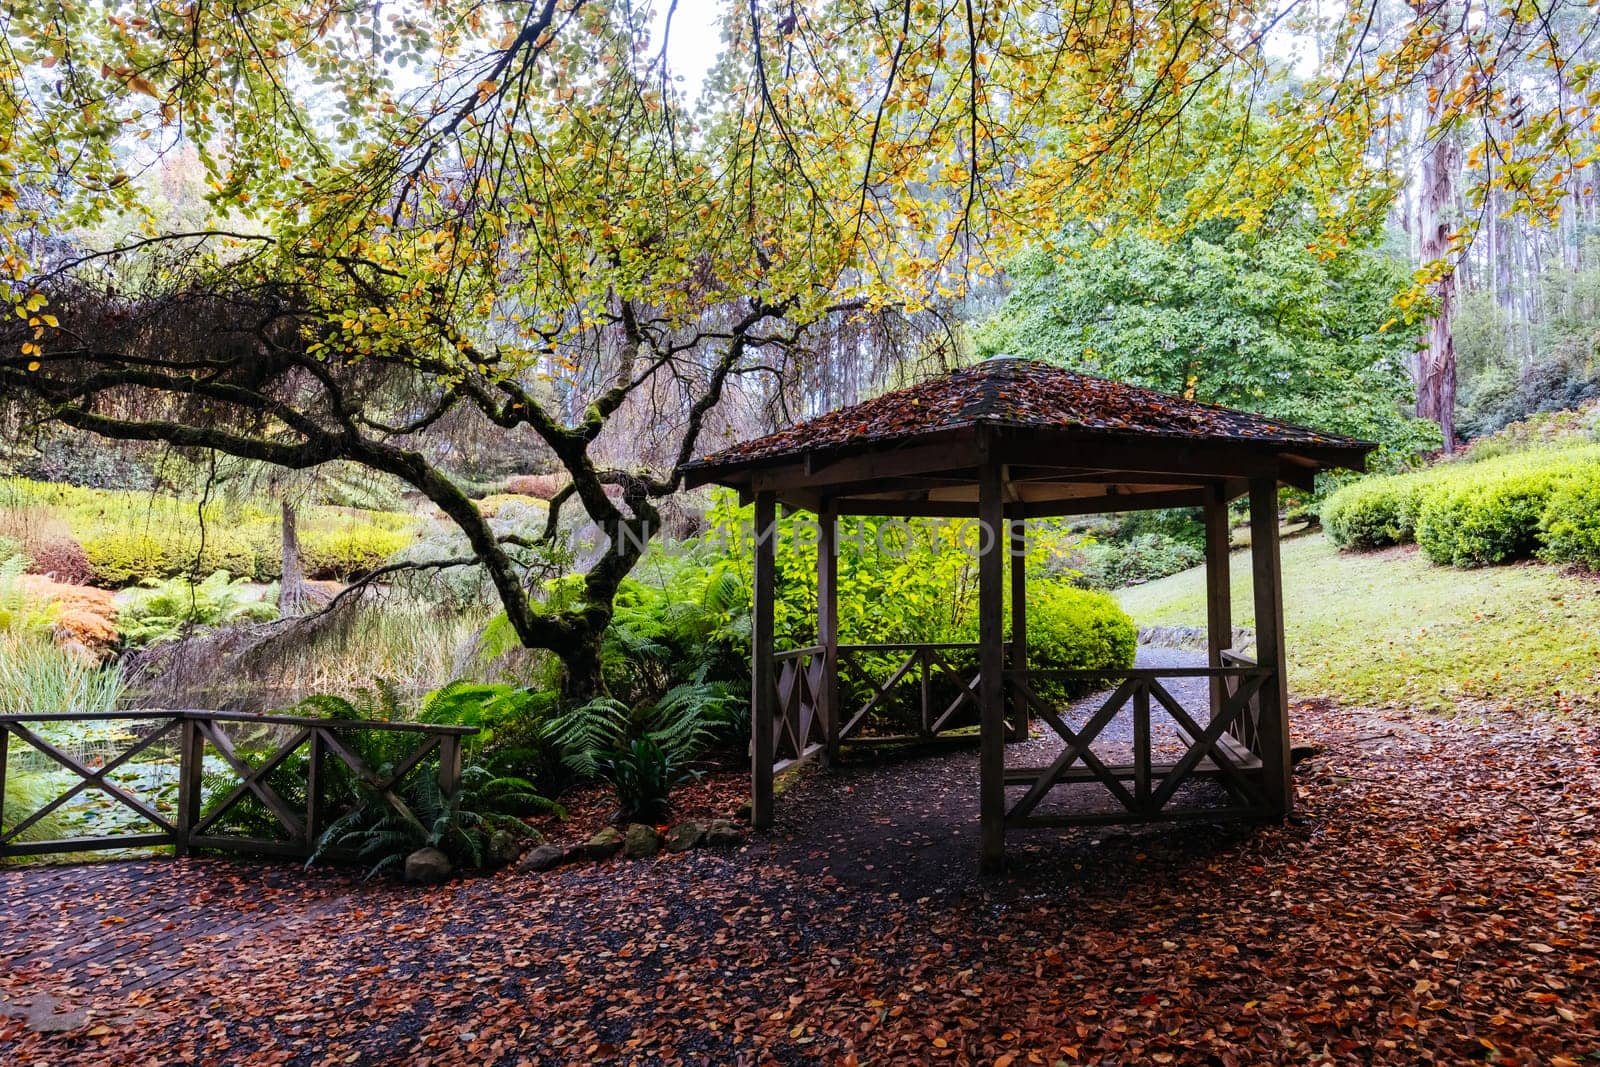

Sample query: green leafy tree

[977,213,1440,467]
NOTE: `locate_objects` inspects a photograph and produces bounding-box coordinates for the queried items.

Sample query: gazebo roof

[686,358,1374,516]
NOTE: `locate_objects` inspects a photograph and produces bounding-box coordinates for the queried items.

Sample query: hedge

[1027,583,1138,673]
[82,528,276,586]
[1321,470,1448,550]
[1322,445,1600,570]
[1541,476,1600,571]
[991,582,1139,707]
[2,478,418,587]
[300,525,413,580]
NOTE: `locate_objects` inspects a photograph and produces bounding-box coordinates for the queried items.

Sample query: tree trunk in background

[279,497,308,616]
[1413,1,1460,452]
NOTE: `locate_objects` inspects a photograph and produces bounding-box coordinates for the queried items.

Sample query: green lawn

[1115,531,1600,713]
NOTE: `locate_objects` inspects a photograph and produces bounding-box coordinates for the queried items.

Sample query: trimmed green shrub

[2,477,416,587]
[1541,474,1600,571]
[1026,582,1139,673]
[300,525,410,580]
[81,528,265,586]
[1325,444,1600,568]
[1322,470,1447,550]
[1413,451,1596,567]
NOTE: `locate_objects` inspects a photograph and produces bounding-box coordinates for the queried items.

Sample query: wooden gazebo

[684,358,1373,869]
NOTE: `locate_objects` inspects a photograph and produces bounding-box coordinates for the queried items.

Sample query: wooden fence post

[0,725,9,845]
[818,506,840,763]
[305,729,326,851]
[1204,484,1232,723]
[1133,681,1152,812]
[1008,511,1029,741]
[437,735,463,797]
[175,716,204,856]
[919,648,933,738]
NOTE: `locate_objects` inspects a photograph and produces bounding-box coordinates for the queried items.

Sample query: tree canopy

[2,0,1597,693]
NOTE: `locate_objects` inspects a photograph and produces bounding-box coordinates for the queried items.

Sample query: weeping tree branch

[0,276,801,697]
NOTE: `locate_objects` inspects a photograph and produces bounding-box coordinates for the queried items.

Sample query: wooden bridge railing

[0,711,476,859]
[1002,666,1275,827]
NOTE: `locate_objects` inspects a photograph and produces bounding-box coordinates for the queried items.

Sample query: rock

[703,818,743,848]
[582,826,624,860]
[518,843,567,873]
[488,830,525,867]
[404,846,452,884]
[1291,743,1324,766]
[1137,624,1254,651]
[663,821,704,853]
[623,823,663,859]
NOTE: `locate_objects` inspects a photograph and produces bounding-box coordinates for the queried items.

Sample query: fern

[307,757,559,879]
[542,696,630,778]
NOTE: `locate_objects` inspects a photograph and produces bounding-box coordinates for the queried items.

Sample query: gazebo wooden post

[978,459,1007,872]
[1007,509,1029,741]
[751,490,777,829]
[818,505,841,763]
[1203,484,1232,722]
[1248,477,1293,817]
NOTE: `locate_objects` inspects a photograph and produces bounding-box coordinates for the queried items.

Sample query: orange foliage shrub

[20,575,118,654]
[504,473,568,500]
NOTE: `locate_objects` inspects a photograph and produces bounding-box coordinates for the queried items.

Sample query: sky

[652,0,726,101]
[649,0,1318,103]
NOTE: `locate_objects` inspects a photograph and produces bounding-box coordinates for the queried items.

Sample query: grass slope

[1116,531,1600,713]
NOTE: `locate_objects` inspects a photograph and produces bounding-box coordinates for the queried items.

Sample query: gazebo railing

[0,710,475,859]
[837,642,989,743]
[1219,650,1264,755]
[772,646,828,770]
[769,641,998,767]
[1001,666,1275,827]
[765,651,1281,829]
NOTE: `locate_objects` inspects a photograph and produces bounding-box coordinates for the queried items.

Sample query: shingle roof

[690,357,1373,472]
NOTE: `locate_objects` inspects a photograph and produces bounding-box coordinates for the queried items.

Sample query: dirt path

[3,698,1597,1065]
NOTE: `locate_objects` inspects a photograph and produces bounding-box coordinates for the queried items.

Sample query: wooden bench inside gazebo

[684,358,1373,869]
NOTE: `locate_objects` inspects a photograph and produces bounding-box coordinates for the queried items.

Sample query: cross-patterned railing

[836,642,988,743]
[1002,666,1274,827]
[1219,650,1265,755]
[0,711,475,859]
[768,641,998,769]
[772,646,828,770]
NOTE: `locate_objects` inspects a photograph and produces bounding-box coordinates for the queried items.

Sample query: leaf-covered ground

[2,701,1596,1066]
